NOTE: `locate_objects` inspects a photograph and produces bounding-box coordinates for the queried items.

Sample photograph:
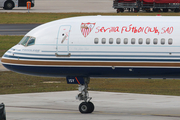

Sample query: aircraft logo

[81,23,96,37]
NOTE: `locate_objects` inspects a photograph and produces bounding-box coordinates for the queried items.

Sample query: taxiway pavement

[0,24,41,35]
[0,0,115,13]
[0,1,180,119]
[0,91,180,120]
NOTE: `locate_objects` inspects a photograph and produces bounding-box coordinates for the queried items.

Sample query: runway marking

[6,110,180,118]
[7,110,79,114]
[152,114,180,118]
[6,106,77,112]
[6,106,180,117]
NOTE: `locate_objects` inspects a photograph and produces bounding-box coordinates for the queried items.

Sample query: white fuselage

[1,16,180,78]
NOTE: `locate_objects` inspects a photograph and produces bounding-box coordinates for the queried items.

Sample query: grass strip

[0,12,179,24]
[1,13,180,95]
[0,36,23,57]
[0,71,180,96]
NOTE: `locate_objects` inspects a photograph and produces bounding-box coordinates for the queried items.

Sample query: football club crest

[81,23,96,37]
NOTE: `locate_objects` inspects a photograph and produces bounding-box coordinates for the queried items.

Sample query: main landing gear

[66,77,94,113]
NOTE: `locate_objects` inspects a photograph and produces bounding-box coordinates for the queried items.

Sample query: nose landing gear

[66,77,94,113]
[76,77,94,113]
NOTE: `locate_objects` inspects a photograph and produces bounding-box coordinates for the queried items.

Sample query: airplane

[1,15,180,114]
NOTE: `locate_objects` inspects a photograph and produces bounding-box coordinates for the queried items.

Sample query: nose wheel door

[56,25,71,57]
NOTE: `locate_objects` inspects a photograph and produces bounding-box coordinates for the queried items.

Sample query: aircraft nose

[1,46,17,71]
[2,48,15,58]
[0,58,5,70]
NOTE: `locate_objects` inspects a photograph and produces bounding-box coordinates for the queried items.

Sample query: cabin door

[56,25,71,57]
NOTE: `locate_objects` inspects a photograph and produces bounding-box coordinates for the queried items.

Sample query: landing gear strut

[76,77,94,113]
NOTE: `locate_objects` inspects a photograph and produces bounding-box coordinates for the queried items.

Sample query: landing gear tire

[88,102,94,113]
[79,102,94,114]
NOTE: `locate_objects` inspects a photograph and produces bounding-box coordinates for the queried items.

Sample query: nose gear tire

[79,102,94,114]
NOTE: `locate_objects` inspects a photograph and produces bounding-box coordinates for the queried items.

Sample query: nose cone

[1,45,20,72]
[0,57,8,71]
[1,45,54,77]
[1,49,13,71]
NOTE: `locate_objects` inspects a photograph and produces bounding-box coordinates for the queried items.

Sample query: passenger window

[153,38,158,45]
[146,38,150,45]
[102,38,106,44]
[27,37,35,46]
[109,38,113,44]
[124,38,128,44]
[131,38,135,44]
[161,38,165,45]
[168,38,173,45]
[139,38,143,44]
[94,38,99,44]
[116,38,121,44]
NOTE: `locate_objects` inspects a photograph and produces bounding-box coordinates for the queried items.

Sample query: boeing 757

[1,16,180,113]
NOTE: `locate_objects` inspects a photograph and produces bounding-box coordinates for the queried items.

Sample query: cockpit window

[19,36,30,46]
[27,37,35,46]
[18,36,36,47]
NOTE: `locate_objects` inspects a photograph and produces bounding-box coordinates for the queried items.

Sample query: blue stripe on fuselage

[2,64,180,78]
[10,52,180,58]
[3,54,180,62]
